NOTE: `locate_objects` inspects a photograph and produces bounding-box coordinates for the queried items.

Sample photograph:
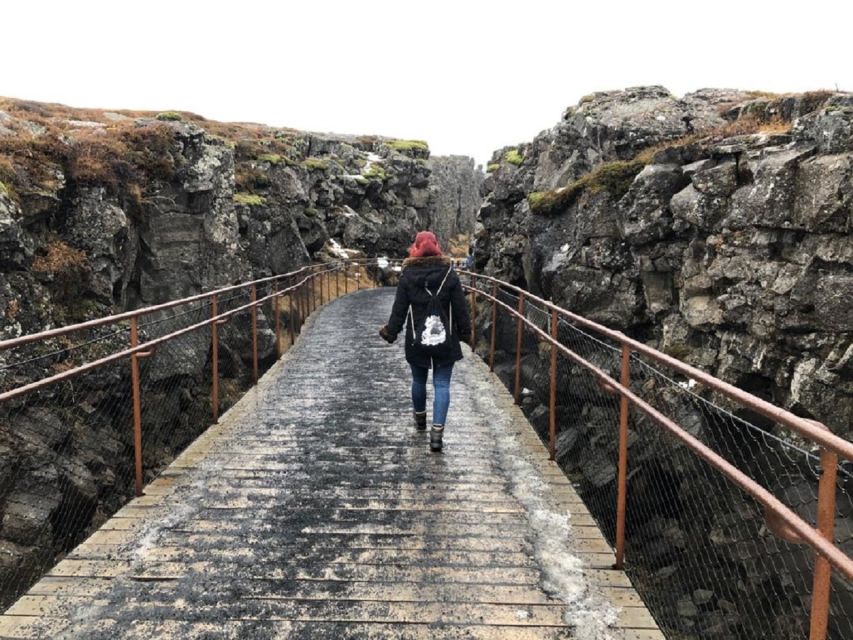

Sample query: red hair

[408,231,442,258]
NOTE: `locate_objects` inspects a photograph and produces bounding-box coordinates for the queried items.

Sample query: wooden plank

[0,296,661,638]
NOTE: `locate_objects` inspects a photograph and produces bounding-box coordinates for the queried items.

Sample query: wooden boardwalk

[0,289,662,639]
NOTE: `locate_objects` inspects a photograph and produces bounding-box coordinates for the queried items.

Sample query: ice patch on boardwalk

[486,398,619,639]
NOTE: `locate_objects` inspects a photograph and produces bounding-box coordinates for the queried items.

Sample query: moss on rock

[386,139,429,153]
[504,149,524,166]
[302,157,330,171]
[155,111,183,122]
[233,192,266,206]
[364,164,387,181]
[528,159,644,214]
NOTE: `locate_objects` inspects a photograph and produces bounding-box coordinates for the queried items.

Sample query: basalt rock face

[426,155,483,245]
[476,87,853,639]
[0,100,468,608]
[478,87,852,437]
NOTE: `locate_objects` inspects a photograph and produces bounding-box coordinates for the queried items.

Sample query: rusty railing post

[320,269,325,307]
[273,283,282,358]
[303,274,309,318]
[513,293,525,403]
[288,281,296,346]
[297,279,304,332]
[615,344,631,569]
[549,308,557,461]
[488,283,498,372]
[251,284,258,385]
[809,424,838,640]
[129,317,144,497]
[211,295,220,423]
[336,264,341,298]
[470,288,477,350]
[303,276,309,321]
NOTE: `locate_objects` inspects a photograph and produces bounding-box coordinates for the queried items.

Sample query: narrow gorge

[0,98,482,607]
[0,88,851,639]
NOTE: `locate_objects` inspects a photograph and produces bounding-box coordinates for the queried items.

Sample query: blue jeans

[410,362,454,426]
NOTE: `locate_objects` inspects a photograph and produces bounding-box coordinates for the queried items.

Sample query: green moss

[258,153,283,165]
[664,343,693,360]
[527,192,547,209]
[504,149,524,166]
[386,139,429,153]
[486,163,500,173]
[352,175,369,185]
[302,157,330,171]
[233,192,266,206]
[304,207,319,217]
[155,111,183,121]
[586,160,644,196]
[528,159,644,215]
[363,164,387,181]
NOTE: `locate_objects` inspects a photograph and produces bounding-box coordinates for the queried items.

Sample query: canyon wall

[474,86,853,639]
[0,99,479,606]
[477,86,852,438]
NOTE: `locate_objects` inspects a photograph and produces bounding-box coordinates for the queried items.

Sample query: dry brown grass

[4,299,19,320]
[705,115,791,140]
[68,123,179,187]
[0,96,328,215]
[528,114,796,215]
[32,238,89,274]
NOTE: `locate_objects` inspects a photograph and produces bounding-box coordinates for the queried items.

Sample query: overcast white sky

[2,1,851,165]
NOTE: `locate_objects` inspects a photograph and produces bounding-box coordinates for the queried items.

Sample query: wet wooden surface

[0,289,662,639]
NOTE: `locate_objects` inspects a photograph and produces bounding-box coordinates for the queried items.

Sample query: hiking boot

[430,425,444,452]
[414,411,427,431]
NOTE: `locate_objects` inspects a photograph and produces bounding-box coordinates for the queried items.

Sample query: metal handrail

[0,256,393,487]
[6,257,843,637]
[460,270,853,462]
[0,257,382,354]
[462,271,851,640]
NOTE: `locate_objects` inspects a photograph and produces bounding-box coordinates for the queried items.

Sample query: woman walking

[379,231,471,452]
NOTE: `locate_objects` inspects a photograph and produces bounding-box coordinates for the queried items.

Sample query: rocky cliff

[426,155,483,245]
[477,86,852,438]
[475,86,853,639]
[0,98,479,607]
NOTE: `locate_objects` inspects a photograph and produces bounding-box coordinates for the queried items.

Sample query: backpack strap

[426,266,453,297]
[436,266,452,295]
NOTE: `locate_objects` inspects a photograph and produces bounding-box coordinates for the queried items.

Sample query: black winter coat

[384,255,471,368]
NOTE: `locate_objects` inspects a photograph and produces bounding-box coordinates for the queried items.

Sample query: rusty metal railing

[462,270,852,640]
[0,256,396,610]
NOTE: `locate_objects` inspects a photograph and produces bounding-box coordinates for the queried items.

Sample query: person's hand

[379,325,396,343]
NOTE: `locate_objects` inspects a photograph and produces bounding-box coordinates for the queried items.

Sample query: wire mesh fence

[0,325,137,610]
[465,273,853,640]
[0,262,372,611]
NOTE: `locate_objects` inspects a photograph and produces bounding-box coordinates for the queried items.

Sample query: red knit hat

[408,231,442,258]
